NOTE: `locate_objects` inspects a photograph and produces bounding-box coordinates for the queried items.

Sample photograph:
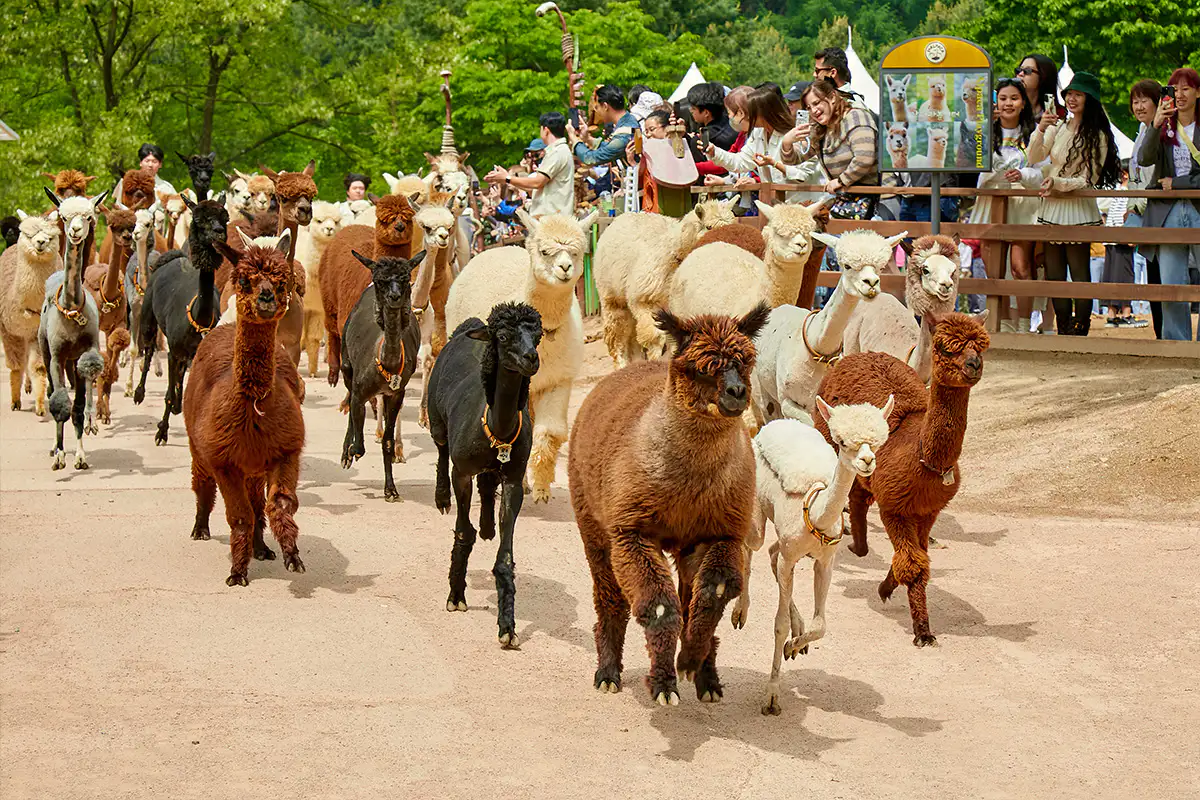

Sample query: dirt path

[2,338,1198,799]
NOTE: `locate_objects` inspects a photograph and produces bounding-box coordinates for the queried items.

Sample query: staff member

[486,112,575,217]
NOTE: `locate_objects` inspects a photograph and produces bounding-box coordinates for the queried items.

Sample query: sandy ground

[2,328,1199,800]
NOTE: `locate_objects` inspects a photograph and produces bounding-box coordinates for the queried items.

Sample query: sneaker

[1105,318,1120,328]
[1123,316,1149,328]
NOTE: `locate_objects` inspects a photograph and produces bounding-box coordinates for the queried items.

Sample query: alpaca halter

[98,281,121,314]
[803,482,846,546]
[801,311,842,365]
[375,337,407,391]
[917,438,956,485]
[481,407,522,464]
[54,285,88,326]
[186,295,214,334]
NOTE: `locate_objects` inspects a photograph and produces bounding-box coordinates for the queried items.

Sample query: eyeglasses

[1015,67,1036,76]
[814,67,835,77]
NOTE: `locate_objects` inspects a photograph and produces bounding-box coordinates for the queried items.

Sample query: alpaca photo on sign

[906,124,953,170]
[917,74,952,123]
[885,122,910,170]
[885,74,914,124]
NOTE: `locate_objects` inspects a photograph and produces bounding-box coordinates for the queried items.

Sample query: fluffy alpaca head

[886,122,909,156]
[132,205,161,247]
[927,311,990,388]
[691,198,736,231]
[927,76,946,99]
[101,205,137,250]
[182,196,230,256]
[262,161,317,225]
[886,74,910,103]
[457,301,544,406]
[239,172,274,212]
[812,229,906,300]
[815,395,894,477]
[927,126,949,156]
[43,169,97,198]
[309,201,343,243]
[351,250,423,331]
[159,191,187,229]
[755,200,817,264]
[960,75,984,112]
[120,169,155,209]
[177,152,216,194]
[413,195,456,250]
[654,303,770,419]
[385,172,430,205]
[517,209,599,287]
[214,232,294,323]
[905,234,960,309]
[372,193,416,247]
[223,172,252,212]
[344,198,375,224]
[45,188,108,247]
[14,213,59,258]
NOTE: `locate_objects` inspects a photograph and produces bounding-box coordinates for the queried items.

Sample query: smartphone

[700,127,710,150]
[1162,85,1176,99]
[1044,94,1057,118]
[796,109,810,127]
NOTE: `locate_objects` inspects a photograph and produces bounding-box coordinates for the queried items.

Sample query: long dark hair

[745,87,794,136]
[993,78,1035,153]
[1065,94,1120,188]
[1019,53,1059,108]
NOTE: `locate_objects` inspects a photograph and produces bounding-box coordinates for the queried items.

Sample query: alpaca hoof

[531,485,551,504]
[133,387,145,405]
[74,455,89,470]
[498,631,520,650]
[913,633,938,648]
[435,492,451,514]
[35,404,45,417]
[699,690,721,703]
[375,430,384,444]
[191,525,210,541]
[446,598,468,612]
[123,386,133,398]
[52,451,66,470]
[696,664,723,702]
[85,420,99,436]
[284,554,305,573]
[384,486,403,503]
[654,691,680,707]
[594,667,622,693]
[99,413,111,425]
[730,604,748,629]
[119,352,129,367]
[848,541,869,558]
[762,691,783,716]
[9,400,18,411]
[226,573,249,587]
[929,536,947,549]
[154,363,163,378]
[784,638,808,659]
[254,543,276,561]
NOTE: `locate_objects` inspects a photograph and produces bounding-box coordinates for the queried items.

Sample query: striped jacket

[783,108,880,188]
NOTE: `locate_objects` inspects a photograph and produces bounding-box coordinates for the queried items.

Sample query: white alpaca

[123,205,165,393]
[670,200,821,318]
[222,172,253,223]
[886,74,912,123]
[593,198,735,367]
[885,122,910,169]
[410,196,456,433]
[751,229,906,428]
[341,198,377,229]
[842,234,962,383]
[737,399,893,716]
[0,212,61,416]
[918,77,949,123]
[446,209,599,502]
[294,201,344,376]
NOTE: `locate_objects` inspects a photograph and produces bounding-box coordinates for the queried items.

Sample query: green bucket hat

[1063,71,1103,102]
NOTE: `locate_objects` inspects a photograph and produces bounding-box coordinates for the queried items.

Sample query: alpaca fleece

[121,169,156,208]
[1,215,61,415]
[44,170,97,197]
[97,207,136,265]
[694,222,766,260]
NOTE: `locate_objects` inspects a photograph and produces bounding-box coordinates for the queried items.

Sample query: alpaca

[384,172,430,204]
[692,219,766,260]
[429,302,542,648]
[83,204,136,423]
[960,75,984,122]
[38,189,109,469]
[237,171,274,214]
[885,122,910,169]
[260,161,318,367]
[160,192,190,248]
[43,169,97,199]
[117,169,156,211]
[917,77,949,123]
[295,200,344,376]
[222,171,253,221]
[133,196,228,445]
[737,402,892,715]
[1,215,19,248]
[842,234,963,383]
[671,200,821,318]
[885,74,912,123]
[445,209,599,503]
[570,304,770,704]
[814,312,990,646]
[338,250,426,498]
[593,199,734,367]
[925,126,949,169]
[341,198,376,228]
[186,233,306,586]
[319,192,418,385]
[123,205,166,395]
[177,151,216,200]
[412,194,458,430]
[751,229,907,428]
[0,212,61,415]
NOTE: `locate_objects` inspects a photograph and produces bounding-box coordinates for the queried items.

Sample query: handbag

[828,192,877,220]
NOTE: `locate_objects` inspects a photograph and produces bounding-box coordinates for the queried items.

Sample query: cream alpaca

[295,201,344,376]
[0,213,61,415]
[918,77,949,123]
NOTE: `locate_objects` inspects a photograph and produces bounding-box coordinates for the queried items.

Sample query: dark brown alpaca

[319,192,417,384]
[84,205,136,423]
[814,311,989,646]
[694,222,766,260]
[569,303,770,705]
[184,232,306,586]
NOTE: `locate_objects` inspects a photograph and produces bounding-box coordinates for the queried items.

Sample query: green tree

[703,17,800,87]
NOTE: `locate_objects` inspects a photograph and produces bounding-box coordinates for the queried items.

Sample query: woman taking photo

[1016,53,1060,122]
[1027,71,1120,336]
[970,78,1043,332]
[1139,68,1200,341]
[705,85,820,190]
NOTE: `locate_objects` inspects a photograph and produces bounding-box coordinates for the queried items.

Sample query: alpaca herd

[4,154,994,718]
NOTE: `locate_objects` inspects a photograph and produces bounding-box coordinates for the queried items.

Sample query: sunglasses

[1015,67,1036,76]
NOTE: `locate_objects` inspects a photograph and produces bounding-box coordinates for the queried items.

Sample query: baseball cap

[526,138,546,152]
[784,81,810,102]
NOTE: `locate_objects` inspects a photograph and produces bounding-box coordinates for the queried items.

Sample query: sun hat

[1063,72,1103,103]
[630,91,665,122]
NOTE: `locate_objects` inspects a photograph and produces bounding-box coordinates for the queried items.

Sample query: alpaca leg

[190,460,216,541]
[84,371,98,435]
[847,481,873,557]
[340,384,366,469]
[418,351,434,430]
[381,392,404,501]
[326,333,342,386]
[133,337,154,405]
[267,454,304,574]
[374,396,385,444]
[155,357,179,446]
[787,549,835,657]
[732,504,767,629]
[880,511,935,646]
[7,366,21,412]
[215,469,254,586]
[476,470,498,541]
[71,367,90,469]
[445,464,476,612]
[248,475,275,560]
[633,305,667,360]
[678,538,742,700]
[768,541,805,646]
[527,386,569,503]
[4,334,25,411]
[763,549,798,716]
[304,310,321,378]
[579,522,629,693]
[600,301,635,368]
[493,478,524,648]
[32,356,47,417]
[44,340,67,469]
[433,440,452,514]
[153,334,164,377]
[125,343,137,397]
[610,531,681,705]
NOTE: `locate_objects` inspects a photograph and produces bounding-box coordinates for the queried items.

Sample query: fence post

[980,193,1007,333]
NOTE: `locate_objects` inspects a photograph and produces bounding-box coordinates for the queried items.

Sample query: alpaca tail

[108,328,132,353]
[78,349,105,383]
[103,330,131,384]
[48,388,72,423]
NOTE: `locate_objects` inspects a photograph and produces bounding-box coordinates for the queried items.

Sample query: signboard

[0,119,18,142]
[878,36,992,172]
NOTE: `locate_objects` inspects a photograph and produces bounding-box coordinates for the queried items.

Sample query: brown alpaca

[693,222,766,261]
[569,303,770,705]
[43,170,97,198]
[118,169,156,211]
[184,232,306,586]
[260,162,317,366]
[83,205,136,423]
[319,192,417,384]
[814,311,990,646]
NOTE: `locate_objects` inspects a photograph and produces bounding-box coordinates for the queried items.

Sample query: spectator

[700,86,760,208]
[629,90,666,124]
[114,143,177,205]
[570,85,639,167]
[686,82,738,150]
[707,86,822,196]
[969,78,1044,332]
[1015,53,1060,123]
[522,138,546,174]
[486,111,575,218]
[1028,71,1121,336]
[1139,67,1200,341]
[1126,79,1164,335]
[961,238,986,313]
[628,84,653,109]
[344,173,369,203]
[814,47,869,111]
[784,80,810,117]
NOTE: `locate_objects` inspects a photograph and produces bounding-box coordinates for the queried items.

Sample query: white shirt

[1174,122,1197,177]
[529,139,575,218]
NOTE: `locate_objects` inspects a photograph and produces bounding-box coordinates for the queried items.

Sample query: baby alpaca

[918,77,949,123]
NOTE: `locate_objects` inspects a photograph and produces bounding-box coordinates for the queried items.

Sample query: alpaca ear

[44,186,61,208]
[303,160,315,177]
[366,193,380,206]
[458,152,470,166]
[754,199,776,220]
[737,301,771,341]
[406,190,423,207]
[883,231,909,250]
[213,240,240,264]
[972,309,989,327]
[234,169,252,182]
[42,172,56,181]
[409,250,427,267]
[261,166,280,182]
[900,238,915,257]
[350,249,374,269]
[212,192,226,206]
[177,151,190,165]
[952,232,961,247]
[275,229,292,256]
[879,393,895,419]
[811,231,838,249]
[181,194,197,211]
[207,152,217,162]
[464,320,491,341]
[382,172,398,188]
[16,209,28,220]
[578,209,600,231]
[652,307,692,353]
[222,171,236,184]
[815,396,834,423]
[515,208,538,234]
[236,228,255,250]
[424,152,438,166]
[90,189,109,211]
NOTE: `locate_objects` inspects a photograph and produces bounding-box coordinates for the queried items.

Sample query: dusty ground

[2,330,1199,799]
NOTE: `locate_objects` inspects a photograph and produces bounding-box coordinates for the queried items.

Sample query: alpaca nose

[964,355,982,378]
[861,275,879,293]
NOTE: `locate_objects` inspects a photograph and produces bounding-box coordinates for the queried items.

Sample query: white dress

[968,126,1046,225]
[1027,121,1106,227]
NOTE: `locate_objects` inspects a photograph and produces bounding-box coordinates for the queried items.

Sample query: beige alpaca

[0,213,61,415]
[295,201,344,376]
[917,77,949,123]
[960,75,984,122]
[886,74,912,123]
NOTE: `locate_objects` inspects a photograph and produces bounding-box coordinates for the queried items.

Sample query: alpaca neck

[134,234,150,289]
[810,455,859,533]
[890,97,907,121]
[233,317,279,401]
[62,230,92,310]
[190,238,219,327]
[374,233,410,260]
[930,145,946,165]
[810,277,863,352]
[763,245,807,308]
[377,301,408,371]
[892,149,908,168]
[525,271,573,332]
[276,215,299,267]
[193,179,210,201]
[412,242,446,310]
[103,240,128,302]
[910,324,932,383]
[485,366,528,443]
[167,217,179,245]
[918,378,972,473]
[930,96,945,110]
[657,380,741,468]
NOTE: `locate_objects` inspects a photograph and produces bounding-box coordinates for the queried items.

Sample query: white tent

[846,27,880,114]
[669,63,707,104]
[1059,45,1135,160]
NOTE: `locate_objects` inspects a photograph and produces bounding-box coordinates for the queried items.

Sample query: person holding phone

[779,79,880,208]
[1138,68,1200,341]
[1015,53,1060,122]
[1027,71,1121,336]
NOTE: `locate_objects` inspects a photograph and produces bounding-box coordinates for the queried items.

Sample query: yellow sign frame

[881,36,992,70]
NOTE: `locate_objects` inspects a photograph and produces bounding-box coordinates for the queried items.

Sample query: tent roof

[1059,45,1134,160]
[669,63,707,104]
[846,27,880,114]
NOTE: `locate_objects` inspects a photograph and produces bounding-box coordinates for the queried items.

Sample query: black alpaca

[339,250,426,500]
[177,152,216,201]
[428,302,543,649]
[133,196,228,444]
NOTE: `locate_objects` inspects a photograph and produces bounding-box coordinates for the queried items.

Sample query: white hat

[630,91,665,122]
